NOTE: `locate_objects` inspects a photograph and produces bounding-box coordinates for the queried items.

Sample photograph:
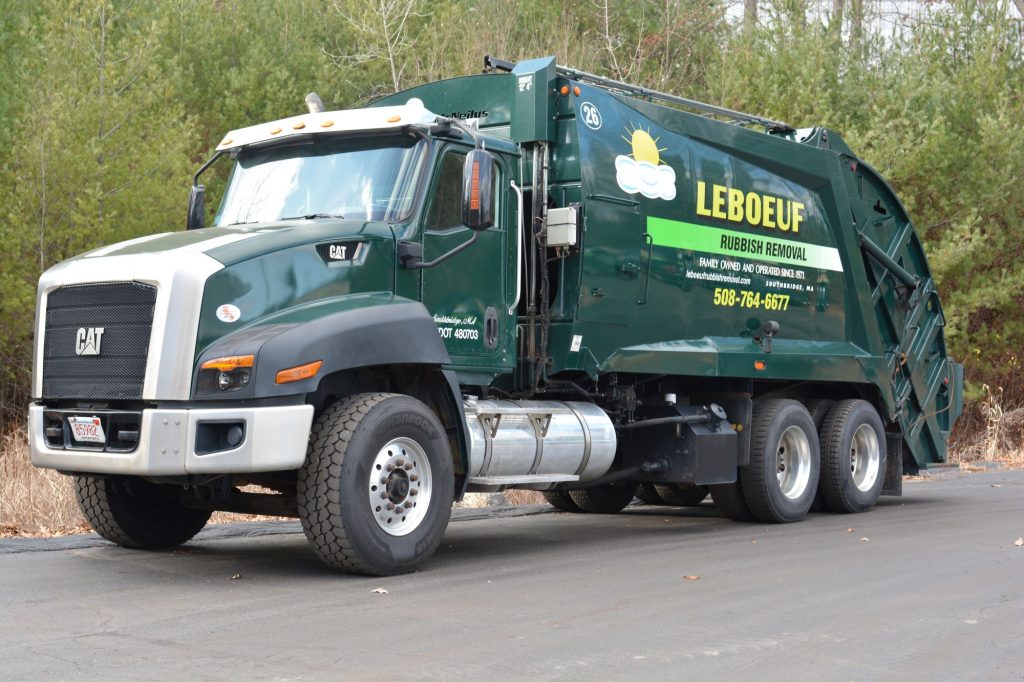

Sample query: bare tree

[593,0,646,81]
[850,0,864,47]
[744,0,758,33]
[329,0,424,92]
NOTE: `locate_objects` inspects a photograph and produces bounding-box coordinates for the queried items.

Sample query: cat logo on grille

[75,327,105,356]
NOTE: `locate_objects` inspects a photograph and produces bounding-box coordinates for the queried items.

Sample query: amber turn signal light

[276,360,323,384]
[200,355,255,371]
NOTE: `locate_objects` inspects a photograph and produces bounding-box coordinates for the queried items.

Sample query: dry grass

[0,427,83,536]
[949,386,1024,470]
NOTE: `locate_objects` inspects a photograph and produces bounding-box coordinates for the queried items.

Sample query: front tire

[297,393,454,576]
[740,399,820,523]
[819,399,886,513]
[74,475,211,549]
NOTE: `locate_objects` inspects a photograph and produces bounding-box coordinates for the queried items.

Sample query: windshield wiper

[282,213,346,221]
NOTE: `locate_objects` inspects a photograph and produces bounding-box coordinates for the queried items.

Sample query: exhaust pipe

[305,92,325,114]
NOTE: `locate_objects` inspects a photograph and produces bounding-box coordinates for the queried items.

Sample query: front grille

[42,283,157,400]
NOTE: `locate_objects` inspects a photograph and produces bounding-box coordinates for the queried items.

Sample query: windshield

[214,134,428,226]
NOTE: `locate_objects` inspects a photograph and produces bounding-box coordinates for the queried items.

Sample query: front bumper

[28,403,314,475]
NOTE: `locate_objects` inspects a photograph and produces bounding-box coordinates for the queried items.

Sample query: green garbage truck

[29,56,963,575]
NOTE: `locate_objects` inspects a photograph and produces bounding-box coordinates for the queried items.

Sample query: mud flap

[882,432,903,496]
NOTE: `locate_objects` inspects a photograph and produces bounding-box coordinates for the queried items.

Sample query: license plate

[69,416,106,444]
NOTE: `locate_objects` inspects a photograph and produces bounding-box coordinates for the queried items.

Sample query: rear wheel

[568,483,637,513]
[740,399,819,523]
[653,484,708,507]
[636,483,664,505]
[709,480,754,521]
[805,399,836,512]
[542,490,583,512]
[297,393,454,575]
[819,399,886,513]
[74,475,211,549]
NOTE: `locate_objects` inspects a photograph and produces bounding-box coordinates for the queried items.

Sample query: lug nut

[380,492,388,500]
[404,463,413,470]
[386,464,395,472]
[404,501,413,509]
[409,489,419,496]
[410,474,419,482]
[395,459,405,467]
[386,503,395,511]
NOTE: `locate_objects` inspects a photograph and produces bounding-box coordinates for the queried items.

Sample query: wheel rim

[776,425,812,500]
[850,423,881,492]
[367,437,432,537]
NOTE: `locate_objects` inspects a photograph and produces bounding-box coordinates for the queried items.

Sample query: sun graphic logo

[614,124,676,201]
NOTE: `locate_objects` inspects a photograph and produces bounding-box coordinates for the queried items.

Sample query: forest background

[0,0,1021,447]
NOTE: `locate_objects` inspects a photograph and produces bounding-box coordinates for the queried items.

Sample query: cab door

[420,146,516,376]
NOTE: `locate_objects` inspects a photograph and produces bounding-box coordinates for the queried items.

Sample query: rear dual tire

[712,399,819,524]
[818,399,886,513]
[638,482,708,507]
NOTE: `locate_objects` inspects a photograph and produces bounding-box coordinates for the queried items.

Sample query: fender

[192,294,449,400]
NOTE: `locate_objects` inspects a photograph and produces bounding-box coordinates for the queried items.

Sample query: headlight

[197,354,254,394]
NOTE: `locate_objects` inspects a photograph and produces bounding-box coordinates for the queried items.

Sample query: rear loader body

[28,57,962,574]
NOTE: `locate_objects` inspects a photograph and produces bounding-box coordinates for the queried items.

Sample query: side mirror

[462,149,495,230]
[186,184,206,231]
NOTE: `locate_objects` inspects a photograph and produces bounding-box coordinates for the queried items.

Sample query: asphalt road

[1,469,1021,681]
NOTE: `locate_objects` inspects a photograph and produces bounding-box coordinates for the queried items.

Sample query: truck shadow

[74,495,948,582]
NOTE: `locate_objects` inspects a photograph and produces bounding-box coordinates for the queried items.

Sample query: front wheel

[297,393,454,575]
[739,399,819,523]
[74,475,211,549]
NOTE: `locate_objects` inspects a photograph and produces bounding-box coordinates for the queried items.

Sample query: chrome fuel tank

[463,399,617,486]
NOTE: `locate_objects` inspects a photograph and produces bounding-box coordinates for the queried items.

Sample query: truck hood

[34,220,399,401]
[78,220,396,268]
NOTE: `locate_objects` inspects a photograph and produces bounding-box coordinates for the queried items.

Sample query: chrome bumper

[28,404,314,475]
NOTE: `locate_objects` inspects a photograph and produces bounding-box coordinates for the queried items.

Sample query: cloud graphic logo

[614,125,676,201]
[616,155,677,200]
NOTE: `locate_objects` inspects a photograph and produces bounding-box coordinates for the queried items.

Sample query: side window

[425,151,467,230]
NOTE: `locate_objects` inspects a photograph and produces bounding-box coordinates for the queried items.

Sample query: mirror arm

[405,231,479,269]
[435,116,484,150]
[193,151,224,187]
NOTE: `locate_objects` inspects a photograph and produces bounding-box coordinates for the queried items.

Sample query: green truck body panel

[55,57,958,472]
[375,59,961,468]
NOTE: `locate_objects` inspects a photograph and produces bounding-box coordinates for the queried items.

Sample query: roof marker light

[293,122,306,130]
[386,115,401,123]
[320,120,334,128]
